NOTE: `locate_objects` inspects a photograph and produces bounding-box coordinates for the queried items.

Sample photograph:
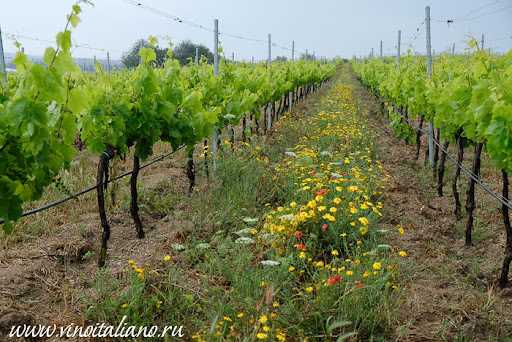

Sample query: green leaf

[139,47,156,64]
[68,13,81,28]
[56,31,72,52]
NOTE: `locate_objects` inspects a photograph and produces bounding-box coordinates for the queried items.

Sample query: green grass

[81,68,400,341]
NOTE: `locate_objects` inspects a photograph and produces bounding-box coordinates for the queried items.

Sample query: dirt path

[347,68,512,341]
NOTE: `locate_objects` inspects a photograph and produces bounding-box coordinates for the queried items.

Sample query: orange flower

[355,281,365,289]
[327,274,342,286]
[295,243,306,251]
[294,231,303,240]
[316,189,328,196]
[321,223,329,232]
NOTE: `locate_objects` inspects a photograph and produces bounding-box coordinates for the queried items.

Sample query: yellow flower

[363,271,370,278]
[346,270,353,276]
[322,213,336,222]
[262,326,270,332]
[305,286,314,293]
[359,226,368,236]
[258,314,268,324]
[360,203,369,210]
[298,252,306,259]
[163,255,172,262]
[315,195,324,202]
[318,206,326,212]
[333,197,342,205]
[358,217,369,226]
[288,266,296,272]
[398,226,405,236]
[336,186,342,192]
[256,332,268,340]
[237,312,244,318]
[372,262,382,271]
[272,301,280,308]
[329,207,337,213]
[331,249,339,257]
[121,303,129,309]
[290,201,297,208]
[315,261,324,268]
[350,207,358,214]
[276,331,286,341]
[399,251,408,257]
[307,200,317,209]
[348,186,359,192]
[223,316,232,322]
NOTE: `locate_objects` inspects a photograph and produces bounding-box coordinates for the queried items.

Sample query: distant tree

[274,56,287,62]
[122,39,168,68]
[173,40,214,66]
[300,52,316,61]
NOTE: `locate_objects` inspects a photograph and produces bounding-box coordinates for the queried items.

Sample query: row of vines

[352,44,512,287]
[0,1,336,266]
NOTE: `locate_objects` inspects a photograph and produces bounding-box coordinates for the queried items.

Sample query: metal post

[306,49,308,60]
[214,20,219,76]
[481,33,485,50]
[397,30,401,68]
[426,6,434,167]
[211,19,220,170]
[232,51,235,62]
[452,43,455,55]
[0,25,6,83]
[371,48,374,58]
[380,40,383,58]
[267,33,272,129]
[251,56,254,64]
[195,47,199,64]
[107,51,111,72]
[267,33,271,66]
[292,40,295,61]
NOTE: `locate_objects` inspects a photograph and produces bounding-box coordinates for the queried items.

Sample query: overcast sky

[1,0,511,61]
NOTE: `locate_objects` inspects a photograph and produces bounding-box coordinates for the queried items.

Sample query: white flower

[331,172,343,179]
[223,114,236,120]
[377,244,392,251]
[196,243,210,250]
[284,151,297,158]
[279,214,294,221]
[235,237,255,245]
[260,260,280,266]
[320,151,332,157]
[243,217,258,226]
[171,243,186,251]
[235,228,253,236]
